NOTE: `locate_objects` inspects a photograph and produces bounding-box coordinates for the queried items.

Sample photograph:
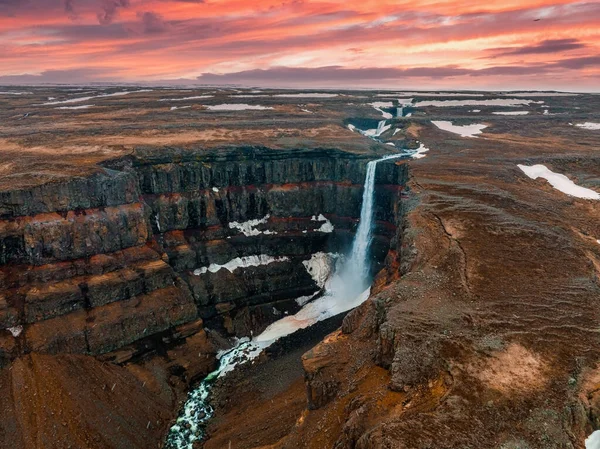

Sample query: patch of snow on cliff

[170,105,192,111]
[311,214,334,233]
[492,111,529,115]
[56,104,95,110]
[586,431,600,449]
[471,109,481,112]
[410,143,429,159]
[229,215,271,236]
[576,122,600,130]
[432,120,487,138]
[193,255,289,275]
[370,101,394,119]
[6,326,23,337]
[302,252,339,289]
[295,293,318,306]
[212,187,219,192]
[415,98,541,108]
[518,164,600,199]
[205,104,273,111]
[255,287,370,344]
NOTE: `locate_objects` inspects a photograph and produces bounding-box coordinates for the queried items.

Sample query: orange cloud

[0,0,598,89]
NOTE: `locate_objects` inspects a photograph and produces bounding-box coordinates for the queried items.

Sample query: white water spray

[164,153,402,449]
[329,153,403,297]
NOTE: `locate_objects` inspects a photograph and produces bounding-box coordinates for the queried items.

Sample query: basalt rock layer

[0,147,407,370]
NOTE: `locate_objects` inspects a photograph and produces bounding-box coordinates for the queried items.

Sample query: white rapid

[164,153,401,449]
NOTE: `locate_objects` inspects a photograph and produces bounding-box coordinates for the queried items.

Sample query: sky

[0,0,599,90]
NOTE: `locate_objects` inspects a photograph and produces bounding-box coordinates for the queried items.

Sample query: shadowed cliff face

[0,147,407,367]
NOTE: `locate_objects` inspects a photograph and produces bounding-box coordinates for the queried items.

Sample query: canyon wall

[0,147,407,370]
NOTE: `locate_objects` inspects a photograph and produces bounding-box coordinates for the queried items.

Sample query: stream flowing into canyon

[164,153,402,449]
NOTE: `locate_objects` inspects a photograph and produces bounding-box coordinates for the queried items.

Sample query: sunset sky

[0,0,599,90]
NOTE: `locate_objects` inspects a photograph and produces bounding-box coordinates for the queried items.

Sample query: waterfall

[363,120,391,137]
[333,153,403,297]
[164,153,402,449]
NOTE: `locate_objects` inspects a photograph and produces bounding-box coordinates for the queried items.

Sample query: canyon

[0,88,599,448]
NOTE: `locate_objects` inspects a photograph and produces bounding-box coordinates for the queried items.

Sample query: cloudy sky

[0,0,598,90]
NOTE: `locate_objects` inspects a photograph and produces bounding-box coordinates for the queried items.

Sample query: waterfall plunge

[330,153,403,298]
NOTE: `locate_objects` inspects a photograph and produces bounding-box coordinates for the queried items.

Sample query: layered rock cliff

[0,147,407,373]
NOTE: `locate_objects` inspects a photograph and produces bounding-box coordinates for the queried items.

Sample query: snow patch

[415,98,541,108]
[0,91,32,95]
[370,101,394,119]
[310,214,334,233]
[586,431,600,449]
[377,92,484,97]
[56,104,95,110]
[193,255,289,275]
[211,187,219,192]
[170,105,192,111]
[432,120,487,138]
[576,122,600,130]
[503,92,578,97]
[40,90,152,105]
[256,286,370,344]
[205,103,273,111]
[492,111,529,115]
[316,219,334,233]
[410,143,429,159]
[302,252,340,289]
[159,95,213,102]
[274,93,338,98]
[229,215,272,236]
[518,164,600,200]
[6,326,23,337]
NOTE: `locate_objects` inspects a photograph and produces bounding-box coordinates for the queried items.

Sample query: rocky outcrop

[0,147,407,368]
